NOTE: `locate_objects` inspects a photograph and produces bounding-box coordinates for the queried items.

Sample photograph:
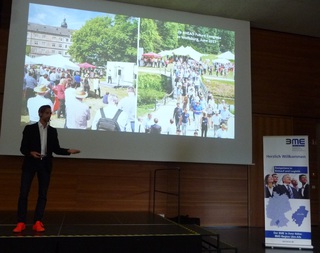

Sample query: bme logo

[285,138,305,146]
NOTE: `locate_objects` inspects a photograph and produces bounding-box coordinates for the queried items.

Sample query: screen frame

[0,0,252,165]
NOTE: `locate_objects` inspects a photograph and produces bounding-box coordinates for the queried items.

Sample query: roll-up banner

[263,136,313,249]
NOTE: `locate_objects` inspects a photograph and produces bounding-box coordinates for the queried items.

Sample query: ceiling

[107,0,320,38]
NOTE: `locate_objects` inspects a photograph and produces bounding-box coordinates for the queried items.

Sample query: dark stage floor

[0,211,194,237]
[0,211,319,253]
[0,211,203,253]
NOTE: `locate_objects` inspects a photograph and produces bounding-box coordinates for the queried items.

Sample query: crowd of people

[136,55,234,138]
[264,173,310,199]
[22,64,137,131]
[23,55,234,138]
[172,56,234,137]
[140,55,234,79]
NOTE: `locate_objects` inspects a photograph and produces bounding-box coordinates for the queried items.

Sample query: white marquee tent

[217,51,235,61]
[30,54,80,71]
[25,55,37,65]
[159,46,203,61]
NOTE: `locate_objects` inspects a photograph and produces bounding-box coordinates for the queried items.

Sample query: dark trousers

[57,99,66,118]
[17,159,52,223]
[175,117,180,130]
[201,125,208,137]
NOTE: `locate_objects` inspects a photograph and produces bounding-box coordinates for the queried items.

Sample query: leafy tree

[68,15,138,66]
[139,19,162,53]
[155,21,181,50]
[111,15,139,60]
[177,24,234,55]
[138,18,234,57]
[217,30,235,53]
[179,25,220,54]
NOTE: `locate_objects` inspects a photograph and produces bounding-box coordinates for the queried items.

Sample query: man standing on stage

[13,105,80,233]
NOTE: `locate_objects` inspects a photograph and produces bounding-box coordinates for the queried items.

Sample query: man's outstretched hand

[68,149,81,154]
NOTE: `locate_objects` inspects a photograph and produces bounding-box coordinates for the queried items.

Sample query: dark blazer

[150,124,162,134]
[20,123,70,160]
[299,184,310,199]
[265,186,274,198]
[274,184,301,199]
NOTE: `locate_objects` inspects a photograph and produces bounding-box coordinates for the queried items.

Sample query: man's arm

[67,149,80,154]
[49,127,80,156]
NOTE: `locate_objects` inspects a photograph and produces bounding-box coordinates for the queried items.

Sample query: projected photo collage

[22,3,235,138]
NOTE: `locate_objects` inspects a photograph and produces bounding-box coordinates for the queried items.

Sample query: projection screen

[0,0,252,164]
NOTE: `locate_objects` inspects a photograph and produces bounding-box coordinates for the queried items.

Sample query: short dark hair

[299,174,307,180]
[38,105,51,114]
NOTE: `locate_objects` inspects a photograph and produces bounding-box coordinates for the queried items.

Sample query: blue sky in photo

[28,3,112,30]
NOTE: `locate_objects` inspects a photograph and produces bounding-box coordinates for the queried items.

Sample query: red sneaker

[13,222,26,233]
[32,221,45,232]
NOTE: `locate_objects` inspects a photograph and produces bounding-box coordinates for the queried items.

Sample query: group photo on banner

[263,136,313,249]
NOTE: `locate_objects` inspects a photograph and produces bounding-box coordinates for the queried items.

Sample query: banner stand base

[265,243,313,250]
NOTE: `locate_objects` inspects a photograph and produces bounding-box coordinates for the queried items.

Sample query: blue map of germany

[266,193,308,227]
